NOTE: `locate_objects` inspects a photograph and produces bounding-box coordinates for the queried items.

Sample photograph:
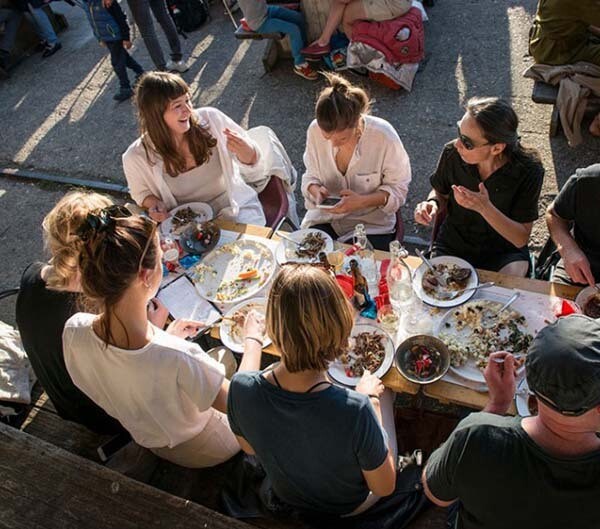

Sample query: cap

[526,314,600,416]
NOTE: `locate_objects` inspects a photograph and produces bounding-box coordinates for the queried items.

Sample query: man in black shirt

[546,164,600,286]
[423,315,600,529]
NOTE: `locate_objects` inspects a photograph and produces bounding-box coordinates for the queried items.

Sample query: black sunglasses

[533,390,593,417]
[457,123,490,151]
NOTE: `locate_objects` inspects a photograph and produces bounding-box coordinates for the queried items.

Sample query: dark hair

[78,214,157,345]
[315,72,371,133]
[466,96,541,165]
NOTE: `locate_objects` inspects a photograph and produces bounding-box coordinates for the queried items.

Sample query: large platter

[160,202,213,239]
[327,323,395,387]
[434,293,534,384]
[274,229,335,265]
[190,240,275,304]
[220,298,272,353]
[413,255,478,308]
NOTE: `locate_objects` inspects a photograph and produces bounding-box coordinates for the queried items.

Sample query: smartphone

[318,196,342,209]
[97,431,132,462]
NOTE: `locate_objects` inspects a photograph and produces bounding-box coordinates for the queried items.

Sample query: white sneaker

[165,59,189,73]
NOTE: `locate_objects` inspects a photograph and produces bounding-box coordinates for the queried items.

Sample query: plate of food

[220,298,271,353]
[395,335,450,384]
[515,378,538,417]
[190,239,276,304]
[327,323,395,387]
[160,202,213,238]
[575,285,600,319]
[435,297,534,384]
[275,229,334,264]
[413,256,478,308]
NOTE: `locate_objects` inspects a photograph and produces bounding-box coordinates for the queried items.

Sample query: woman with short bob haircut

[62,206,263,468]
[227,264,398,516]
[123,72,265,226]
[414,96,544,276]
[301,73,411,250]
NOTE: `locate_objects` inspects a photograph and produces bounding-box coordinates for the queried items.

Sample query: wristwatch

[426,197,440,207]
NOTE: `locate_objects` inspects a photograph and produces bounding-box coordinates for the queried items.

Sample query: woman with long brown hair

[62,206,264,468]
[123,72,265,225]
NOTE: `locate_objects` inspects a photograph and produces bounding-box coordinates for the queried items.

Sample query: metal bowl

[395,335,450,385]
[179,221,221,255]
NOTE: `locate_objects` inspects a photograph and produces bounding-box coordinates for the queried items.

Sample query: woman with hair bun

[414,97,544,276]
[16,191,125,435]
[301,73,411,250]
[62,207,263,468]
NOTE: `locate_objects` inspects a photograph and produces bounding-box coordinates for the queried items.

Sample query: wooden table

[207,221,582,411]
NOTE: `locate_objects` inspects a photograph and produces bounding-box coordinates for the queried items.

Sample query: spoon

[492,353,525,364]
[481,291,521,328]
[276,231,311,254]
[415,248,441,278]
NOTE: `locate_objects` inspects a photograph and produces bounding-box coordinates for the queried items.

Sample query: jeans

[126,0,181,69]
[106,40,144,90]
[0,8,23,55]
[28,5,59,46]
[257,5,306,66]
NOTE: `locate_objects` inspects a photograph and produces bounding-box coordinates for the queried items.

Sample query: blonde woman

[15,191,126,435]
[301,73,411,250]
[227,265,399,516]
[122,72,266,226]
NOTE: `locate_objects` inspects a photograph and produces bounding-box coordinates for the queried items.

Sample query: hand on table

[414,200,438,226]
[452,183,491,215]
[147,298,169,329]
[355,371,384,399]
[483,351,517,415]
[242,310,265,343]
[166,318,205,339]
[328,189,365,215]
[223,128,257,165]
[561,245,596,286]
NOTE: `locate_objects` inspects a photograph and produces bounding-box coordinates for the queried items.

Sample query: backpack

[167,0,208,35]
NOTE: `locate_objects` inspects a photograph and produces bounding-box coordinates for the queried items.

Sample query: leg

[258,14,306,65]
[106,41,131,90]
[125,50,144,75]
[148,0,182,61]
[340,0,368,39]
[366,232,395,251]
[265,5,306,43]
[315,0,349,46]
[27,5,59,46]
[307,223,339,240]
[0,8,23,57]
[126,0,166,69]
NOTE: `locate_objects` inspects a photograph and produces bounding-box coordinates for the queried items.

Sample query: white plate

[515,378,535,417]
[434,292,534,384]
[413,255,478,308]
[220,298,272,353]
[160,202,213,238]
[575,284,600,318]
[190,239,276,304]
[274,229,334,265]
[328,323,395,387]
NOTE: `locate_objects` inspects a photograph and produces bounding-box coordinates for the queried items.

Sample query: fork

[444,281,495,300]
[415,248,442,278]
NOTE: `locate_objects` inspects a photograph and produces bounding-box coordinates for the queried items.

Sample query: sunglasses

[533,390,593,417]
[456,123,490,151]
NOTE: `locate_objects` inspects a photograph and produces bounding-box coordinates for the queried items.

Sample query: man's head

[526,315,600,418]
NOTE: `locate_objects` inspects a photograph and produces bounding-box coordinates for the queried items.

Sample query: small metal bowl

[179,221,221,255]
[395,335,450,385]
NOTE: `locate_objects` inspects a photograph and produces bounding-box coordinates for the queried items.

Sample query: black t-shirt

[430,142,544,266]
[426,413,600,529]
[16,263,124,435]
[552,164,600,276]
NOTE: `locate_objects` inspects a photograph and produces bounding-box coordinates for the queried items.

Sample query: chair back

[394,210,405,242]
[258,176,289,229]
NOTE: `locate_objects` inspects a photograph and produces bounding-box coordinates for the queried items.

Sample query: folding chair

[258,175,298,232]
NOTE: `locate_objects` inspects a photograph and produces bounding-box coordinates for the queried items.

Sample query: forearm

[483,399,512,415]
[546,208,577,256]
[362,190,389,208]
[481,204,530,248]
[237,338,262,372]
[427,189,448,209]
[141,194,162,209]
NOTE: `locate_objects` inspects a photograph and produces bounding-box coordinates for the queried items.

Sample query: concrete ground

[1,0,599,324]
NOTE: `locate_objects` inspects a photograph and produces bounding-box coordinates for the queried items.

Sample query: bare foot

[589,113,600,137]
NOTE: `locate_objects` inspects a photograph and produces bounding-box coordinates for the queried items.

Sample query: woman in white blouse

[123,72,265,226]
[301,73,411,249]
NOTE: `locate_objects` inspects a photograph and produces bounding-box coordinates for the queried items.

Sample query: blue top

[227,370,389,515]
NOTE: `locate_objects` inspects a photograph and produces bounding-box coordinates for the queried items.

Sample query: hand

[123,40,132,50]
[328,189,365,215]
[414,200,438,225]
[355,371,384,398]
[166,318,205,339]
[308,183,329,204]
[147,298,169,328]
[483,352,517,415]
[242,310,265,341]
[102,0,113,7]
[561,245,595,286]
[223,128,257,165]
[147,200,169,222]
[452,183,491,215]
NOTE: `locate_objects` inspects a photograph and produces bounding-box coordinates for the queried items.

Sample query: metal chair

[0,288,19,301]
[258,175,295,230]
[533,237,560,281]
[394,209,405,243]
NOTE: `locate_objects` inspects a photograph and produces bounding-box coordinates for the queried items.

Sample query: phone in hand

[317,196,342,209]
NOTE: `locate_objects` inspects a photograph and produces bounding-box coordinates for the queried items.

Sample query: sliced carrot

[237,269,259,280]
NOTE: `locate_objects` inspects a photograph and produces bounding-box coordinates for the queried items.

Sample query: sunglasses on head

[533,390,594,417]
[456,123,490,151]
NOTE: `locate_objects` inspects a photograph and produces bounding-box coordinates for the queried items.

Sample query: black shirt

[552,164,600,277]
[16,263,124,435]
[426,413,600,529]
[430,142,544,268]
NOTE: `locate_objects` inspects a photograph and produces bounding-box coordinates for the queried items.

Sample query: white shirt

[300,115,412,240]
[62,313,225,449]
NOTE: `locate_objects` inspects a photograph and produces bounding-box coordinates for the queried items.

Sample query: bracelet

[426,197,440,207]
[244,336,263,346]
[368,394,380,401]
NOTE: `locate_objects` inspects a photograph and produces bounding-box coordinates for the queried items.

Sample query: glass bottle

[353,224,378,286]
[386,240,413,312]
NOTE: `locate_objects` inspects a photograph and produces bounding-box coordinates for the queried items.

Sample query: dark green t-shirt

[552,164,600,277]
[426,412,600,529]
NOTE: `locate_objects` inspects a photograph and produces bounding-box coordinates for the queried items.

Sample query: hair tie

[76,205,131,242]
